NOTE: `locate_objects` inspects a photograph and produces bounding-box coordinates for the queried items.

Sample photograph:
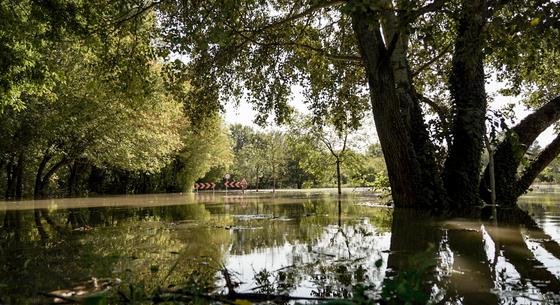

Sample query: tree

[148,0,560,211]
[315,125,349,196]
[0,4,189,198]
[266,131,287,193]
[229,125,269,191]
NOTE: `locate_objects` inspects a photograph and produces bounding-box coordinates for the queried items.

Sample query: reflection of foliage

[1,193,395,304]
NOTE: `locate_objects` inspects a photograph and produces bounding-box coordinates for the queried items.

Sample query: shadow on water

[1,191,560,304]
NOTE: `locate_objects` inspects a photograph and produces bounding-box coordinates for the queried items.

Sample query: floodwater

[1,189,560,304]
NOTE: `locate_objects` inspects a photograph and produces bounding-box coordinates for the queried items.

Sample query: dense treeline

[226,121,387,191]
[0,1,231,199]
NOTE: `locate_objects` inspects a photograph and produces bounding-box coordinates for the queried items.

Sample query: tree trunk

[88,166,106,194]
[336,158,341,196]
[272,164,276,193]
[443,0,488,209]
[381,0,448,209]
[5,157,15,199]
[67,161,79,197]
[255,166,260,192]
[34,153,51,199]
[34,154,68,199]
[14,152,25,199]
[351,10,427,208]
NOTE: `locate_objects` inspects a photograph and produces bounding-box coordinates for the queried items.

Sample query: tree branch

[259,0,346,32]
[225,22,361,63]
[515,134,560,197]
[409,0,448,18]
[418,94,452,145]
[411,43,452,77]
[109,0,164,29]
[481,95,560,205]
[510,95,560,149]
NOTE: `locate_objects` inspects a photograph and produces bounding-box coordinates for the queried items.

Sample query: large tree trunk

[481,95,560,205]
[443,0,488,209]
[351,10,428,208]
[381,5,447,209]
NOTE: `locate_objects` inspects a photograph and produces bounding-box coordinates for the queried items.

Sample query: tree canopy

[151,0,560,210]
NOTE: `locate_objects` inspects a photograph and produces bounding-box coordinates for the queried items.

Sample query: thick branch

[515,134,560,197]
[482,95,560,205]
[510,95,560,149]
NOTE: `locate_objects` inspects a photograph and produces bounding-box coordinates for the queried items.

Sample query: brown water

[0,190,559,304]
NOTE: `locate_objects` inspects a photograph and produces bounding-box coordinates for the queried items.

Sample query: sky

[222,80,556,148]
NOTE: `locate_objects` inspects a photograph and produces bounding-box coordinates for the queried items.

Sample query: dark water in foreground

[1,189,560,304]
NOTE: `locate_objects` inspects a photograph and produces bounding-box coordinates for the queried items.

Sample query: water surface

[1,190,560,304]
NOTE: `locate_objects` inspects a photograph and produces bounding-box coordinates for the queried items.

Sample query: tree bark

[67,161,79,197]
[443,0,488,209]
[34,153,68,199]
[381,0,448,209]
[351,9,427,208]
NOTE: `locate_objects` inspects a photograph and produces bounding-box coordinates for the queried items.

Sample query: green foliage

[175,115,233,191]
[0,1,231,198]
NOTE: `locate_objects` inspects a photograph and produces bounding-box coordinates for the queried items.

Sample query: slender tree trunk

[34,153,51,199]
[67,161,79,197]
[256,166,260,192]
[351,10,427,208]
[272,164,276,193]
[5,157,15,199]
[443,0,488,209]
[336,158,342,196]
[34,154,68,199]
[14,152,25,199]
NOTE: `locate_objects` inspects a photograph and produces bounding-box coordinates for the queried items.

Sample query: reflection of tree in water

[388,209,560,304]
[241,216,391,299]
[4,194,560,304]
[0,205,231,304]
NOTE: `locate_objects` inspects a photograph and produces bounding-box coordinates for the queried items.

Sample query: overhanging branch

[515,134,560,197]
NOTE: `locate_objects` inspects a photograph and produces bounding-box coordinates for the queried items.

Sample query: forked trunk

[351,11,428,208]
